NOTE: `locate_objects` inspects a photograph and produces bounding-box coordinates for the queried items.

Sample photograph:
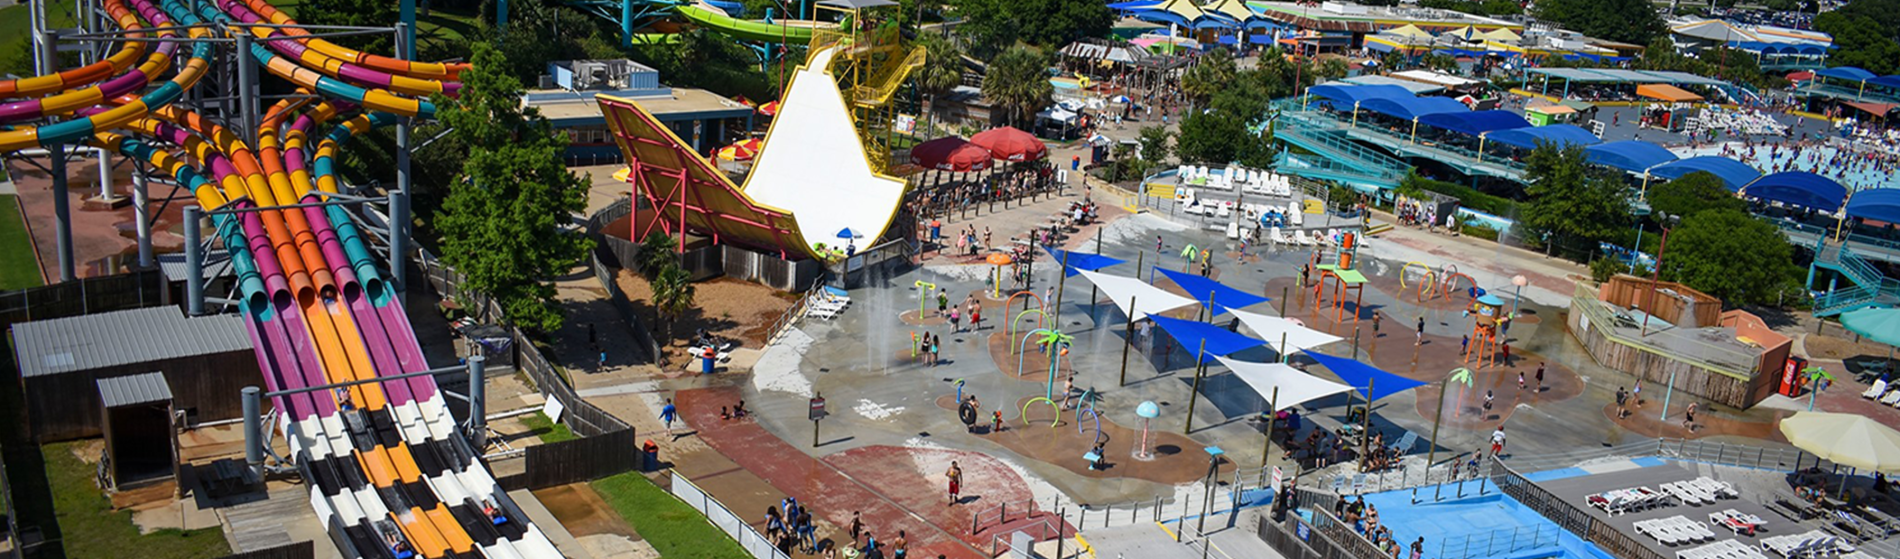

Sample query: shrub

[1589,258,1621,283]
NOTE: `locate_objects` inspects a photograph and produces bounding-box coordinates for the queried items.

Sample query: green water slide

[676,4,832,43]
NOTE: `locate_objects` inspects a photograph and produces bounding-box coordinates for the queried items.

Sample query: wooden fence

[1567,284,1765,408]
[215,541,314,559]
[0,269,168,331]
[499,429,641,490]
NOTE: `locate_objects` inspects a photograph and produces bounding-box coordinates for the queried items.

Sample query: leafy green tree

[295,0,397,52]
[1519,144,1630,259]
[433,43,593,333]
[1534,0,1666,45]
[1816,12,1900,75]
[1657,209,1802,306]
[1176,92,1274,167]
[650,263,698,354]
[914,33,967,131]
[1136,125,1172,165]
[952,0,1111,56]
[1181,47,1238,108]
[981,46,1054,127]
[1646,171,1743,219]
[949,0,1015,58]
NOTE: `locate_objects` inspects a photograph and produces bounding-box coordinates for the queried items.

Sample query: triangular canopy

[1229,309,1343,353]
[1840,308,1900,348]
[1044,246,1126,277]
[1480,28,1521,42]
[1078,270,1201,320]
[1444,26,1479,41]
[1202,0,1258,23]
[1153,267,1269,314]
[1382,24,1433,38]
[1302,351,1426,401]
[1216,356,1356,411]
[1150,316,1265,363]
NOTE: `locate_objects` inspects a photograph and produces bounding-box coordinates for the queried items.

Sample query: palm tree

[650,263,697,360]
[914,33,967,133]
[981,46,1053,128]
[1181,47,1237,109]
[1036,329,1075,398]
[636,231,678,279]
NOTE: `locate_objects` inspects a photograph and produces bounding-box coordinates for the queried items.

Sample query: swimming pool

[1356,482,1604,559]
[1676,143,1899,191]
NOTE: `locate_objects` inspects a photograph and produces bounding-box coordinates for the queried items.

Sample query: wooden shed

[96,372,179,490]
[9,307,260,441]
[1567,282,1783,409]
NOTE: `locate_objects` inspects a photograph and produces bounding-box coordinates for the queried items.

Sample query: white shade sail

[1216,356,1355,411]
[1229,308,1344,353]
[1078,270,1201,320]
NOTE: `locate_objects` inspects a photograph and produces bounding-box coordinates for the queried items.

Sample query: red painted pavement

[677,386,991,558]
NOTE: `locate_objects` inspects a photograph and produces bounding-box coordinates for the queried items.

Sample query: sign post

[809,395,828,447]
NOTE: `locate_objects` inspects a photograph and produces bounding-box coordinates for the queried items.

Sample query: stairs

[1813,242,1900,316]
[1271,117,1407,187]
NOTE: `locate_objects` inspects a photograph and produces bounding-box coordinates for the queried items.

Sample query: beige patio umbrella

[1779,411,1900,473]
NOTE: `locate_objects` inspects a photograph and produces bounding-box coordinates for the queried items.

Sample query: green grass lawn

[521,412,578,443]
[591,472,750,559]
[41,441,230,559]
[0,195,44,291]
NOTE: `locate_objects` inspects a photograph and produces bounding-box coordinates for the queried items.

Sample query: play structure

[598,9,921,260]
[1,0,563,556]
[1310,230,1367,326]
[1464,294,1507,369]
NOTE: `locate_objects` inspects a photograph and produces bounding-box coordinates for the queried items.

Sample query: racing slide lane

[676,3,834,43]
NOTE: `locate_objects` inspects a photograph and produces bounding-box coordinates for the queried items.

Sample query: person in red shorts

[946,461,963,506]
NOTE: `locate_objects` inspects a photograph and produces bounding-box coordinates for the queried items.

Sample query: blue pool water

[1677,143,1899,191]
[1356,482,1603,559]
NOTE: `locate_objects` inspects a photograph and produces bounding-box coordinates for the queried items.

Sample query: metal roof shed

[96,372,178,490]
[10,307,258,441]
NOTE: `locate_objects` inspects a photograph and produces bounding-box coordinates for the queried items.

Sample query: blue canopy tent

[1585,140,1678,174]
[1301,351,1426,401]
[1845,188,1900,223]
[1306,84,1414,109]
[1486,124,1602,150]
[1150,316,1266,363]
[1154,267,1270,314]
[1044,246,1126,277]
[1870,75,1900,92]
[1816,67,1876,82]
[1742,172,1848,211]
[1646,156,1762,192]
[1360,96,1469,120]
[1417,110,1533,138]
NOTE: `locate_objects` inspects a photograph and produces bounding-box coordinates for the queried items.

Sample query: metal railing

[1436,524,1560,559]
[987,517,1070,558]
[1273,123,1409,180]
[670,472,793,559]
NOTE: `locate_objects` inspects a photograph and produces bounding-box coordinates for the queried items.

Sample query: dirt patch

[535,483,642,540]
[616,271,794,363]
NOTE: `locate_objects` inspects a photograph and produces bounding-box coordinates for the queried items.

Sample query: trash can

[642,440,660,471]
[701,348,716,374]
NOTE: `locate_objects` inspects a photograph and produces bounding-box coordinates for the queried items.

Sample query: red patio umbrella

[1786,71,1814,82]
[908,137,993,172]
[757,100,782,117]
[970,126,1048,162]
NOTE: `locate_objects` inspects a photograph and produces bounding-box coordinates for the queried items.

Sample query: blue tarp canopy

[1359,96,1469,120]
[1743,171,1848,210]
[1419,110,1532,137]
[1585,140,1678,173]
[1729,41,1828,55]
[1486,124,1602,150]
[1154,267,1270,313]
[1150,316,1265,363]
[1306,84,1415,107]
[1817,67,1876,82]
[1870,75,1900,90]
[1045,246,1127,277]
[1301,351,1426,401]
[1647,156,1762,191]
[1846,189,1900,223]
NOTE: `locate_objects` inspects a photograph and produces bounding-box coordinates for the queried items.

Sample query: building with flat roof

[524,59,757,165]
[10,306,258,441]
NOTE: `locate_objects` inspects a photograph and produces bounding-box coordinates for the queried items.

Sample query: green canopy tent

[1841,307,1900,380]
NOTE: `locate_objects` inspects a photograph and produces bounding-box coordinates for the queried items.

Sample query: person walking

[1482,390,1495,416]
[937,290,949,317]
[892,530,909,559]
[948,308,961,333]
[849,511,863,545]
[1373,313,1382,337]
[1416,316,1425,345]
[1517,372,1526,391]
[1461,335,1470,355]
[1490,426,1507,456]
[1535,363,1545,391]
[970,304,982,331]
[1411,537,1425,559]
[946,461,964,506]
[659,398,679,431]
[1683,403,1698,432]
[1615,386,1630,418]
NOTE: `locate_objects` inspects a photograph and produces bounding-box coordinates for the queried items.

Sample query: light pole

[1639,213,1679,337]
[1507,275,1527,335]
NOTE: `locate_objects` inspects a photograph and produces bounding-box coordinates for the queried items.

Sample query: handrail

[1437,523,1561,559]
[1275,123,1409,176]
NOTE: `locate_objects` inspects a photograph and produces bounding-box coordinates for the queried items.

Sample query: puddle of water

[534,484,641,540]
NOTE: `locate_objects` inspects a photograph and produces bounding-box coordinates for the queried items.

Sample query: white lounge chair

[1881,388,1900,406]
[1226,221,1240,239]
[1863,379,1888,399]
[1270,227,1290,246]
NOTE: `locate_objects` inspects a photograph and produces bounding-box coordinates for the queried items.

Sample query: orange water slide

[0,3,148,98]
[154,106,322,301]
[235,0,467,80]
[258,99,338,297]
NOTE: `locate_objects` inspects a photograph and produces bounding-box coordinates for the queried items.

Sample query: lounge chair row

[1760,530,1854,558]
[1668,477,1739,506]
[1709,509,1767,536]
[1859,380,1900,409]
[1638,515,1717,546]
[1678,538,1768,559]
[1589,486,1667,515]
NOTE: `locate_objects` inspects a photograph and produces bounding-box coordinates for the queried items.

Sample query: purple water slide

[216,0,444,94]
